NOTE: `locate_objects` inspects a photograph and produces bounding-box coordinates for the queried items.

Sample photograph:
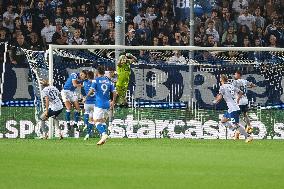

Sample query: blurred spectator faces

[78,16,85,25]
[43,17,50,26]
[162,36,168,45]
[107,21,114,29]
[269,34,277,46]
[16,34,25,45]
[0,30,6,40]
[99,6,105,15]
[127,24,134,32]
[26,19,32,28]
[38,1,44,9]
[153,37,159,46]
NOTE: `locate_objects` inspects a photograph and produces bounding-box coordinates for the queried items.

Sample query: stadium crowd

[0,0,283,65]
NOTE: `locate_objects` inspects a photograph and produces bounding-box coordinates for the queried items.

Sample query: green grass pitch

[0,139,284,189]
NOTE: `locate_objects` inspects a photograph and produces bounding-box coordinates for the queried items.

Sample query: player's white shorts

[84,103,95,115]
[61,90,78,103]
[93,107,109,120]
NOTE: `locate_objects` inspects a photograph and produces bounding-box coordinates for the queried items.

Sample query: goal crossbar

[49,45,284,52]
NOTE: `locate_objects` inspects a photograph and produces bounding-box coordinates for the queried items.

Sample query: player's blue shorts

[223,110,240,124]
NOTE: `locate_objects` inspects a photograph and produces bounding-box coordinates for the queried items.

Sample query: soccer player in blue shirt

[61,70,87,133]
[88,66,116,145]
[82,71,96,140]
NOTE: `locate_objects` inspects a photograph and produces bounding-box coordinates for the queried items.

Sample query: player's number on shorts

[240,85,247,95]
[101,84,108,95]
[49,90,58,101]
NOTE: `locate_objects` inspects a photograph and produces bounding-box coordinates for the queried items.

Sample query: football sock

[96,122,106,135]
[74,110,79,124]
[238,123,249,138]
[244,115,251,127]
[65,110,71,123]
[87,123,94,135]
[84,113,89,126]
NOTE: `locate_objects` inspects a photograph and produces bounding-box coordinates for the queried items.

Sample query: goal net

[1,45,284,139]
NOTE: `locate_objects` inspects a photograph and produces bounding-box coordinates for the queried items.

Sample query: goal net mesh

[1,46,284,139]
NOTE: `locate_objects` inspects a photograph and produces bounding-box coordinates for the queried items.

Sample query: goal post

[40,45,284,139]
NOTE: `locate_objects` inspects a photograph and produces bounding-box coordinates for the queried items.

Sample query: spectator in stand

[51,6,64,25]
[221,25,237,44]
[0,17,10,38]
[125,28,138,46]
[65,4,78,24]
[162,35,169,46]
[30,32,44,51]
[222,12,238,32]
[9,34,30,67]
[221,6,229,21]
[75,15,92,39]
[49,0,63,11]
[18,3,32,26]
[167,50,186,64]
[136,18,151,43]
[95,6,111,32]
[205,9,222,35]
[62,17,75,43]
[181,33,189,45]
[133,8,146,29]
[206,20,219,43]
[103,20,114,38]
[52,20,68,45]
[0,29,7,63]
[145,5,157,23]
[254,37,263,47]
[195,25,206,46]
[89,32,103,45]
[254,7,265,30]
[152,37,160,46]
[268,34,278,47]
[14,17,23,34]
[41,17,56,48]
[3,4,19,32]
[137,30,148,45]
[237,6,255,32]
[68,28,85,45]
[158,8,169,26]
[22,18,37,44]
[254,27,266,45]
[0,29,7,43]
[232,0,248,15]
[205,34,218,47]
[242,36,251,47]
[264,19,281,43]
[237,25,251,46]
[103,29,115,45]
[172,32,184,46]
[30,0,50,29]
[222,33,237,47]
[138,50,150,62]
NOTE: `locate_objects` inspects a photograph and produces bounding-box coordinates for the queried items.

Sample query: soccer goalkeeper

[116,52,137,106]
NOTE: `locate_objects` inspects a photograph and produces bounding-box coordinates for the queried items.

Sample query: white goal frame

[47,44,284,138]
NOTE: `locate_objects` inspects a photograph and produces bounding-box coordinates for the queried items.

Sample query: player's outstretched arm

[236,91,243,104]
[44,96,49,116]
[72,80,82,88]
[248,82,257,88]
[110,92,117,109]
[213,94,223,104]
